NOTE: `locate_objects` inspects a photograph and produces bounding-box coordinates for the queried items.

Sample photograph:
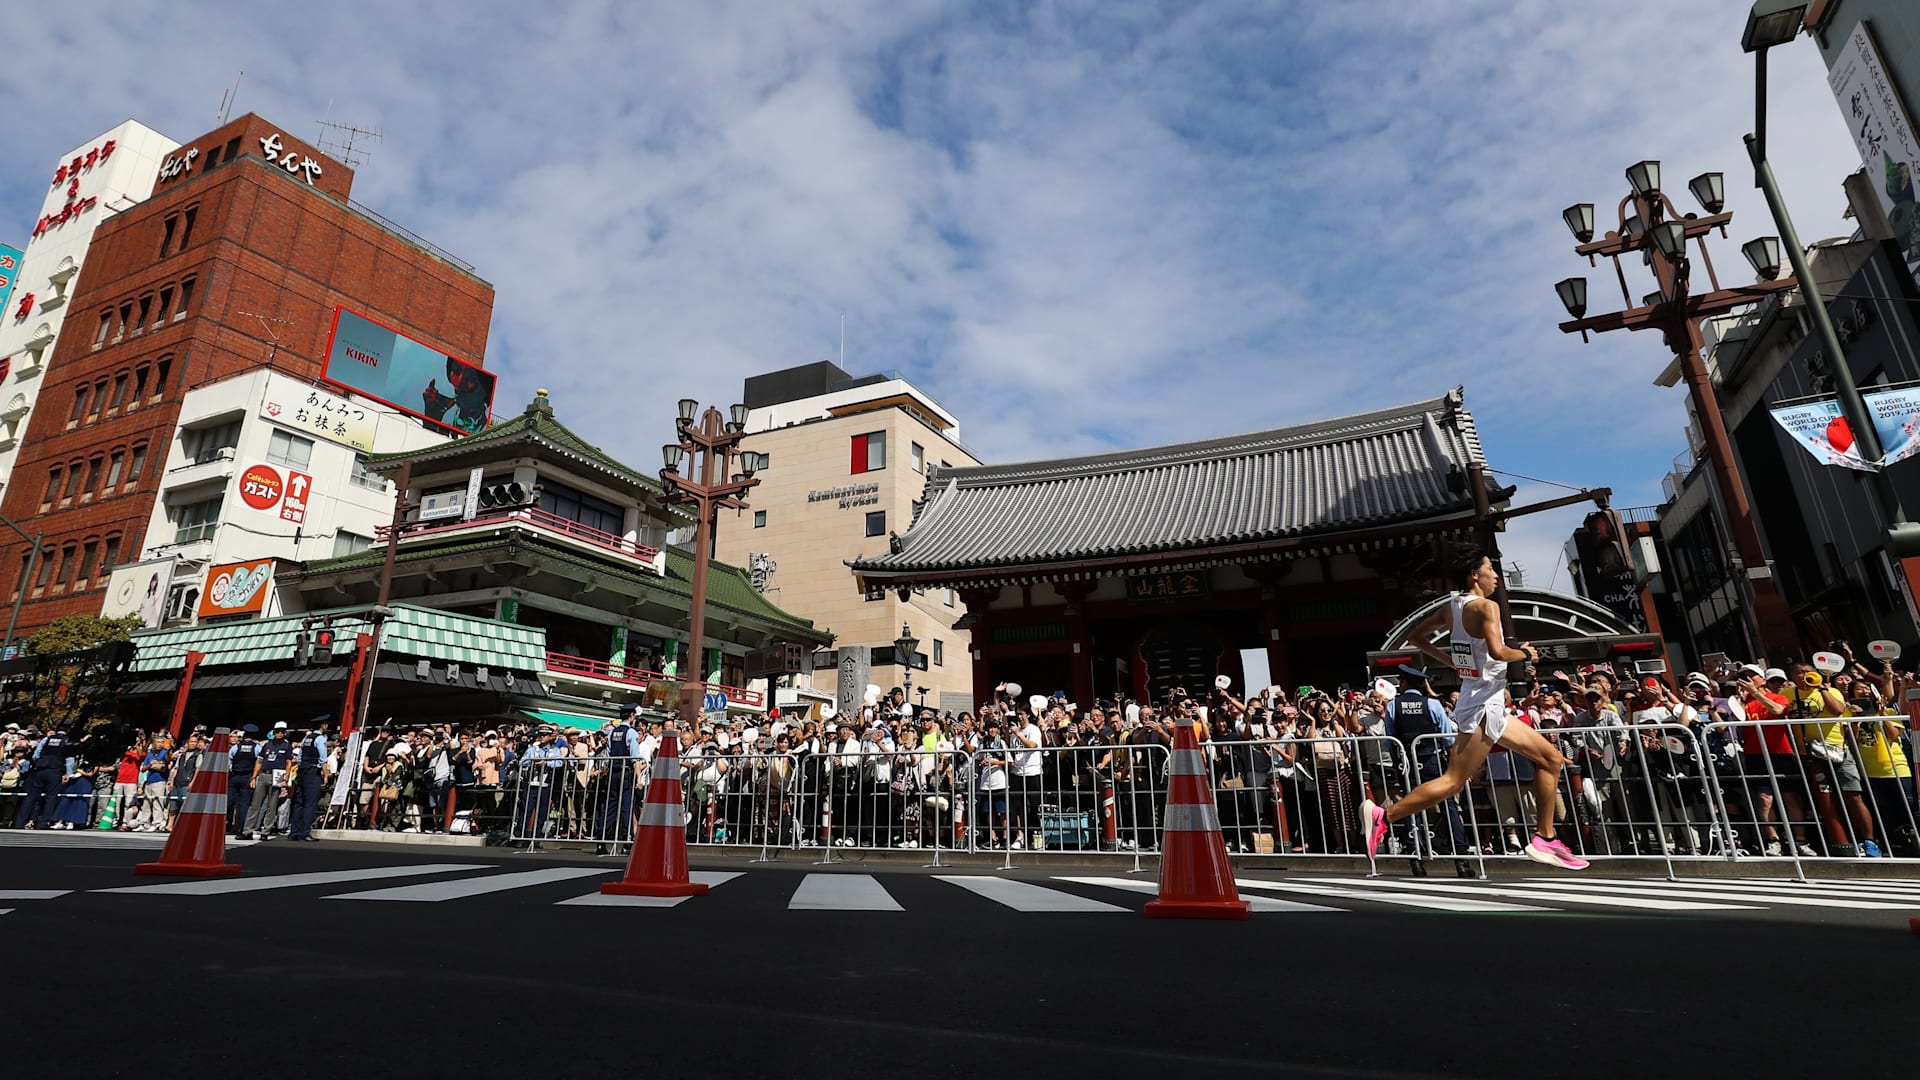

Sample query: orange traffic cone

[1144,721,1249,920]
[136,728,243,878]
[601,730,708,898]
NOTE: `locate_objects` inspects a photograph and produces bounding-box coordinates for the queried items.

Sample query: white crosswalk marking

[0,909,11,916]
[1572,877,1920,901]
[327,867,613,902]
[789,873,903,911]
[1055,876,1343,913]
[1234,878,1551,912]
[936,875,1126,912]
[1553,877,1920,909]
[0,890,71,900]
[1312,877,1755,912]
[557,871,742,907]
[96,864,493,896]
[0,831,258,849]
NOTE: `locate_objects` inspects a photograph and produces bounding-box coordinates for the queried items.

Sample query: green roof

[128,604,550,673]
[365,389,671,500]
[296,534,828,644]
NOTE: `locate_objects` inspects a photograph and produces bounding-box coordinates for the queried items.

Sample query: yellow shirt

[1854,715,1912,779]
[1789,686,1850,748]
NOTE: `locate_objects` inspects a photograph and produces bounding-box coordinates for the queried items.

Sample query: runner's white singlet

[1449,593,1510,741]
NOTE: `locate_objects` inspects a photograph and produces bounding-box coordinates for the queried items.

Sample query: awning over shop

[517,706,615,731]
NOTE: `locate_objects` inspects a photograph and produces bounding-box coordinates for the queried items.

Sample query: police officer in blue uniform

[1385,664,1471,878]
[596,705,643,855]
[288,717,331,842]
[245,723,295,840]
[14,724,75,829]
[227,725,261,836]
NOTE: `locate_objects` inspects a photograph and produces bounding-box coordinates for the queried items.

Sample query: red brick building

[1,113,494,632]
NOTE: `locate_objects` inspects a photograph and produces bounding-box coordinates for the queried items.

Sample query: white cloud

[0,1,1872,601]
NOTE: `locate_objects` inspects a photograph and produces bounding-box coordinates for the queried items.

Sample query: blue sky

[0,1,1865,585]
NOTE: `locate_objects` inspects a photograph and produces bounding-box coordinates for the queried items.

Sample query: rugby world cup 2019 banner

[1769,387,1920,471]
[321,307,496,436]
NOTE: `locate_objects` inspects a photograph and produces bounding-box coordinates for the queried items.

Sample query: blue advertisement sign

[0,244,22,317]
[321,306,496,435]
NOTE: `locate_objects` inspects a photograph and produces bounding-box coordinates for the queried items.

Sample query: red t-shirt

[1738,692,1795,755]
[115,748,142,785]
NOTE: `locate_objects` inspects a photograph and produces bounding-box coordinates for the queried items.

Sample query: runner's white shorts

[1454,700,1509,742]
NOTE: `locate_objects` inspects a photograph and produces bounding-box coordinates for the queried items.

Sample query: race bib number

[1451,642,1479,678]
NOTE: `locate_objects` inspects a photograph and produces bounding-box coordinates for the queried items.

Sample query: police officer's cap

[618,703,638,717]
[1396,663,1428,680]
[241,724,260,734]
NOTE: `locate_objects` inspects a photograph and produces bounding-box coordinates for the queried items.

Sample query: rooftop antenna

[237,310,294,365]
[215,70,244,126]
[315,117,382,168]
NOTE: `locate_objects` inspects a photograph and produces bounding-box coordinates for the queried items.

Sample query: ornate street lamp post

[659,398,768,730]
[1553,161,1802,658]
[894,622,919,710]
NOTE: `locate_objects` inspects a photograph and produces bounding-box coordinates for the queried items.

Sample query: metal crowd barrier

[483,717,1917,880]
[1700,716,1919,876]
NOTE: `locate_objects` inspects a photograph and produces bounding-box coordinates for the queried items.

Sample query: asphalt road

[4,833,1913,1079]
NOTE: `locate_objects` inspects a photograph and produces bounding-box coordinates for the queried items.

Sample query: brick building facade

[0,113,494,632]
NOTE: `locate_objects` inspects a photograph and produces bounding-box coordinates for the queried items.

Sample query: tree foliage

[8,614,145,734]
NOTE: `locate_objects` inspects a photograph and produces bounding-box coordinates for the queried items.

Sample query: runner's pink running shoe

[1361,800,1388,860]
[1525,834,1589,870]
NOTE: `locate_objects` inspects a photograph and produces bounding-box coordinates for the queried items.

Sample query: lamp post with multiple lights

[1741,0,1920,558]
[660,398,769,731]
[1553,161,1803,658]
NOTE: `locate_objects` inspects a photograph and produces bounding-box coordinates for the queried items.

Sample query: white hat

[273,721,288,729]
[1764,667,1788,682]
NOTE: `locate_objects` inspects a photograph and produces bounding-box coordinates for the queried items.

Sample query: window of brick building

[108,373,128,410]
[101,535,121,572]
[178,206,197,252]
[68,387,87,427]
[82,456,103,501]
[92,310,111,348]
[41,466,60,508]
[106,451,124,489]
[160,215,177,256]
[127,443,148,486]
[865,510,886,537]
[173,279,194,321]
[62,460,84,501]
[77,541,99,587]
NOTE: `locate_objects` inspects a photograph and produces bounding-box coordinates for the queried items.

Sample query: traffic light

[478,482,531,510]
[294,628,311,668]
[311,627,336,666]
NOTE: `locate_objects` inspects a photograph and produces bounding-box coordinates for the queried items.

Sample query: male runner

[1361,546,1588,870]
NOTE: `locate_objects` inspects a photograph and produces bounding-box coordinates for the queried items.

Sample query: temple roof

[852,387,1499,580]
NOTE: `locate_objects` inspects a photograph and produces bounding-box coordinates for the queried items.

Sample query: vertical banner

[1769,398,1874,471]
[1238,649,1272,699]
[499,597,518,623]
[1829,21,1920,290]
[1863,385,1920,466]
[609,626,628,680]
[0,244,21,317]
[463,466,483,521]
[328,732,364,807]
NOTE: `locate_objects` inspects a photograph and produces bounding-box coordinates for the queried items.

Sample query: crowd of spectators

[3,642,1914,866]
